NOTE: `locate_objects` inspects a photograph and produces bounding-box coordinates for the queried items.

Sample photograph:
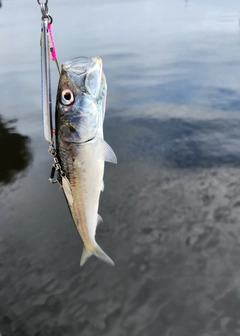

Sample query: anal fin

[97,214,103,226]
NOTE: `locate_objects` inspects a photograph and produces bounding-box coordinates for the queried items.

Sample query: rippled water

[1,0,240,335]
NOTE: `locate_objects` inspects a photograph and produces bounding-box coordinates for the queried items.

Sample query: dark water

[1,0,240,335]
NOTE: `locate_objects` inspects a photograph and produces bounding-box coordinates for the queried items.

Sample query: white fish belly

[68,141,104,249]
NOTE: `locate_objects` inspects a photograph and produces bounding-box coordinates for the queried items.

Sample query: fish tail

[80,244,114,267]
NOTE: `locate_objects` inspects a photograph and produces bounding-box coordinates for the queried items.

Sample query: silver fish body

[55,56,117,266]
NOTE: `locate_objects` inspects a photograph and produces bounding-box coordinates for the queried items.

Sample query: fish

[55,56,117,266]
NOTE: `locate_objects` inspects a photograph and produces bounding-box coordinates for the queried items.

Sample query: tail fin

[80,244,114,267]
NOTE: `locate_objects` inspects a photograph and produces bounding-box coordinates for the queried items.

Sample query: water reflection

[106,104,240,168]
[0,116,32,184]
[131,118,240,167]
[0,315,29,336]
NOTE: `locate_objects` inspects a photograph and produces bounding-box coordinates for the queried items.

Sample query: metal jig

[38,0,65,185]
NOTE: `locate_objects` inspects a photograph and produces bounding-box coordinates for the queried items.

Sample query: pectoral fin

[98,138,117,164]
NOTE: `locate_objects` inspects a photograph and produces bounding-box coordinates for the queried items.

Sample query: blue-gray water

[1,1,240,335]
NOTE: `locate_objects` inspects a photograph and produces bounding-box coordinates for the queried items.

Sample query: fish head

[56,56,107,143]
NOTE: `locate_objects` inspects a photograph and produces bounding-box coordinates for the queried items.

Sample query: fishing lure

[38,0,68,186]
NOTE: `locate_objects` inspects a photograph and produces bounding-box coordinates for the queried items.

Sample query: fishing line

[48,21,61,75]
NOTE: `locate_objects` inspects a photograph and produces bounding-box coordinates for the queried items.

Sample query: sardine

[55,56,117,266]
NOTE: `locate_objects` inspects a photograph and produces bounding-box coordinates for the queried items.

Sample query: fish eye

[61,89,74,105]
